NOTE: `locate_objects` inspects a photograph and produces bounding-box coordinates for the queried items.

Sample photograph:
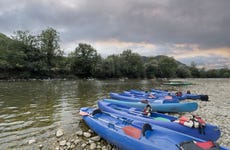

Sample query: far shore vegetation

[1,27,230,80]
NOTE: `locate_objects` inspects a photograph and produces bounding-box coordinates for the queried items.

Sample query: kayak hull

[103,98,198,112]
[98,100,221,141]
[110,92,179,103]
[80,107,227,150]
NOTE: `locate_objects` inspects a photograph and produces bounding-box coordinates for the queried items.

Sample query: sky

[0,0,230,69]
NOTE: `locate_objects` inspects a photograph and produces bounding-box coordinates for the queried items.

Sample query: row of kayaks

[109,89,208,112]
[80,88,229,150]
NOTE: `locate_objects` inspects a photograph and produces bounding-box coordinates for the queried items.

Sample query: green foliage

[119,50,145,78]
[157,56,178,78]
[70,43,100,77]
[190,61,200,77]
[96,55,122,78]
[39,27,63,69]
[144,57,158,78]
[0,29,230,79]
[176,65,192,78]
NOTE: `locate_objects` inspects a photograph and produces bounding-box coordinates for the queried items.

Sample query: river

[0,79,229,149]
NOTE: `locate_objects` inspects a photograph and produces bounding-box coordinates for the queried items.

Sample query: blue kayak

[150,89,209,101]
[103,98,198,112]
[129,89,185,100]
[98,100,221,141]
[110,92,180,103]
[80,107,228,150]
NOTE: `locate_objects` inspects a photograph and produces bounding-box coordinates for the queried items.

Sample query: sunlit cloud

[170,44,230,59]
[62,39,157,57]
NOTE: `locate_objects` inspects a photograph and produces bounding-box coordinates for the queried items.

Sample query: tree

[145,58,158,78]
[119,50,145,78]
[190,61,200,77]
[98,55,122,78]
[158,56,178,78]
[70,43,100,77]
[176,65,192,78]
[39,27,62,69]
[219,67,230,78]
[12,30,39,49]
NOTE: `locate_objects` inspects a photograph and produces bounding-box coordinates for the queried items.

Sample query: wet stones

[56,129,64,138]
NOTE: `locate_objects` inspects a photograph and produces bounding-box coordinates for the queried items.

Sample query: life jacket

[176,91,183,97]
[180,140,220,150]
[187,90,191,94]
[174,115,206,134]
[143,105,152,116]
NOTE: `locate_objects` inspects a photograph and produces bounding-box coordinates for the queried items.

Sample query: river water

[0,79,229,149]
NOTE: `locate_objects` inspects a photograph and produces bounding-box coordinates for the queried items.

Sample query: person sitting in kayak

[143,104,152,116]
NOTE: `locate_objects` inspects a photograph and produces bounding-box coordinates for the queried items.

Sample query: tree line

[0,28,230,79]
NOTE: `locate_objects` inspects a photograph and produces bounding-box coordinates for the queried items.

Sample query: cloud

[0,0,230,68]
[1,0,230,47]
[178,55,230,69]
[62,39,157,57]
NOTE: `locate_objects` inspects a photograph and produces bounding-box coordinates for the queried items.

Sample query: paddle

[79,110,141,139]
[80,109,133,125]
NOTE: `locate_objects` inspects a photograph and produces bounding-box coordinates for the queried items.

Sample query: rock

[59,140,66,146]
[70,139,74,143]
[56,129,64,138]
[90,136,100,142]
[107,144,112,149]
[88,139,94,144]
[66,141,71,147]
[81,143,87,148]
[70,144,75,149]
[97,145,102,149]
[90,143,96,150]
[74,139,81,145]
[39,144,43,149]
[76,130,83,136]
[83,132,91,138]
[28,139,36,144]
[88,129,94,133]
[102,146,107,150]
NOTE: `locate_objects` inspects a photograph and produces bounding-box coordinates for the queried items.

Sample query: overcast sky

[1,0,230,69]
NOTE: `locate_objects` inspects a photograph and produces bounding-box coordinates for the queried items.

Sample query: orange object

[195,141,215,149]
[122,126,141,139]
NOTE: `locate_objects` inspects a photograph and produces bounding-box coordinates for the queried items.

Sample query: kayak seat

[92,109,102,116]
[200,95,209,101]
[154,117,171,122]
[142,123,153,136]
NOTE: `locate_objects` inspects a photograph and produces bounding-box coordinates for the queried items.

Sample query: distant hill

[0,33,23,52]
[0,33,12,50]
[142,55,189,68]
